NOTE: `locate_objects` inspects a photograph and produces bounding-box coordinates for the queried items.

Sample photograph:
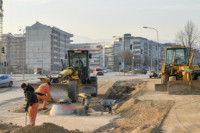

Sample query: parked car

[93,68,104,76]
[149,71,158,78]
[0,75,13,87]
[102,68,107,73]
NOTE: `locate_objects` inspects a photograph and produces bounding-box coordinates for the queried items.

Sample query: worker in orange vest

[35,82,53,110]
[21,83,39,126]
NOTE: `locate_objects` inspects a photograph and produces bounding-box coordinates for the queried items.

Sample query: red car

[93,68,104,76]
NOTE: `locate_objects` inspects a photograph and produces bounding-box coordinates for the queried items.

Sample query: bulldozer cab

[68,50,89,69]
[68,50,90,83]
[166,47,189,65]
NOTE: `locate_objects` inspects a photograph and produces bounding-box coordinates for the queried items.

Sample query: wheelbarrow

[100,99,116,115]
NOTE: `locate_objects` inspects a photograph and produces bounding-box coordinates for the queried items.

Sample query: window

[166,48,188,65]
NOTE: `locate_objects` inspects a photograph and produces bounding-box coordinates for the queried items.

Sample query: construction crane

[0,0,3,74]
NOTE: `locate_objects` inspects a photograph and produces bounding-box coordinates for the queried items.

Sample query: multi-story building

[113,34,168,71]
[104,45,114,70]
[2,33,26,74]
[26,22,73,72]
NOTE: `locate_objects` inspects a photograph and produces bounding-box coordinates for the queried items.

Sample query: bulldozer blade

[28,83,69,98]
[168,81,200,95]
[78,84,97,94]
[38,78,49,83]
[155,84,167,92]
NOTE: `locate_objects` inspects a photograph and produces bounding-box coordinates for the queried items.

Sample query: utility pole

[42,40,43,75]
[0,0,3,74]
[19,29,25,79]
[143,26,159,74]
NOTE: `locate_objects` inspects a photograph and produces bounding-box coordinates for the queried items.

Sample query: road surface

[138,78,200,133]
[0,73,147,132]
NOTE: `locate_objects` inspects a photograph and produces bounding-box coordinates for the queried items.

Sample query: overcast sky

[4,0,200,43]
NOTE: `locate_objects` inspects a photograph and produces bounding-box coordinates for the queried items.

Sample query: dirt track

[139,78,200,133]
[1,74,200,132]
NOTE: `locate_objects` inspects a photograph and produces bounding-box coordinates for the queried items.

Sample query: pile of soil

[12,123,82,133]
[105,80,144,100]
[0,122,82,133]
[114,99,175,133]
[0,122,21,133]
[96,80,175,133]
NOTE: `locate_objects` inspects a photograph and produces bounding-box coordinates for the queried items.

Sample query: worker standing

[21,83,39,126]
[35,82,53,110]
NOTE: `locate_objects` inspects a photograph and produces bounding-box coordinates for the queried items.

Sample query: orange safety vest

[35,83,52,99]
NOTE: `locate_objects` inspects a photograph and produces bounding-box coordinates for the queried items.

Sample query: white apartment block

[26,22,73,72]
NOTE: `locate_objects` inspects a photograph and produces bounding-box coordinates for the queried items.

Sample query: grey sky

[4,0,200,43]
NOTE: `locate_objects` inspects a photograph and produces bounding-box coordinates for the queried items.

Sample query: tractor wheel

[169,76,176,81]
[68,81,78,103]
[161,76,168,84]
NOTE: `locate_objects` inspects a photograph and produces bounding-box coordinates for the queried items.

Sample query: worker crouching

[21,83,39,126]
[35,82,53,110]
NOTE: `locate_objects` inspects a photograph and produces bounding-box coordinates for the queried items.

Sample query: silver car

[0,75,13,87]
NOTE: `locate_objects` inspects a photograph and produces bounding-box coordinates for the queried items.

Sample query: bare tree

[175,20,200,56]
[118,50,134,71]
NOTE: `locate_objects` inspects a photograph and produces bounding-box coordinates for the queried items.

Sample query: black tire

[149,76,152,78]
[161,76,168,84]
[68,81,78,103]
[8,81,13,87]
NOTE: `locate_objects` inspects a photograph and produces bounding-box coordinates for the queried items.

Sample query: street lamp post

[19,29,25,79]
[143,26,159,74]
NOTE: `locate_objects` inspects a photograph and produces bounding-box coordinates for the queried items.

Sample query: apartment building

[113,34,167,71]
[26,22,73,72]
[2,33,26,74]
[104,45,114,70]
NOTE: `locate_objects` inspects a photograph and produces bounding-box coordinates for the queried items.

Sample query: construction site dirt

[1,74,200,133]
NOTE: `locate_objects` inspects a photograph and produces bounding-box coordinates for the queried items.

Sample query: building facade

[26,22,73,72]
[104,45,114,70]
[2,33,26,74]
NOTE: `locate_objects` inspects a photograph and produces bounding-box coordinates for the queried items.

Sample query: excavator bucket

[167,81,200,95]
[155,81,200,94]
[28,83,69,98]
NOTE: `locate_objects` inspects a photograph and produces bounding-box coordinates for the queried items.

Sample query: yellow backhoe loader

[155,47,200,94]
[29,49,97,102]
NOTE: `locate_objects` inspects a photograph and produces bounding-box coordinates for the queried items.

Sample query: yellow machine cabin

[155,47,200,94]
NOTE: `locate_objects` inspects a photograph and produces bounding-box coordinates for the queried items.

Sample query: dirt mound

[105,99,175,133]
[105,80,144,99]
[0,122,21,133]
[11,123,82,133]
[95,79,175,133]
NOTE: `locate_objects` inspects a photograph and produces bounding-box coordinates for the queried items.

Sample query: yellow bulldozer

[155,47,200,94]
[29,49,97,102]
